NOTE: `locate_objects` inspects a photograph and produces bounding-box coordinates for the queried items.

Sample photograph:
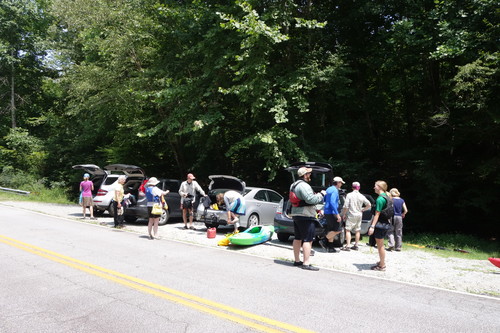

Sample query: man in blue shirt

[319,176,345,252]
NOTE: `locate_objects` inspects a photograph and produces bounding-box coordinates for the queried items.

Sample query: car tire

[277,233,290,242]
[94,209,104,217]
[247,213,260,228]
[124,215,137,223]
[333,228,346,247]
[107,204,115,217]
[158,209,170,226]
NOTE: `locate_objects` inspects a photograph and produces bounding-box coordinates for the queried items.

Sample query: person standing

[340,181,371,251]
[79,173,95,219]
[146,177,169,239]
[290,167,325,271]
[319,176,345,253]
[367,180,392,271]
[216,190,246,233]
[179,173,206,230]
[387,188,408,251]
[113,175,126,228]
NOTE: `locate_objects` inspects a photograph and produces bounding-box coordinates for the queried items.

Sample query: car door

[253,189,282,224]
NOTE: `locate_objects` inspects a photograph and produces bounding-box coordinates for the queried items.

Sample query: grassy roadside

[403,232,499,260]
[0,189,73,205]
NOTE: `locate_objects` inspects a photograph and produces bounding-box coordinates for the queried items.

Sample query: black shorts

[325,214,342,232]
[147,206,161,218]
[374,222,391,239]
[293,217,316,242]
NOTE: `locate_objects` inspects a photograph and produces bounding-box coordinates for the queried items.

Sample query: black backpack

[380,194,395,222]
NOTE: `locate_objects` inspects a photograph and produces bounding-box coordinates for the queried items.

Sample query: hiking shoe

[395,248,401,252]
[318,239,328,250]
[183,226,188,229]
[327,247,339,253]
[351,245,359,251]
[293,261,303,267]
[301,265,319,271]
[386,247,394,251]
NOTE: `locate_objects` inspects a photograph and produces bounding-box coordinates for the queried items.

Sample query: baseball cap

[83,173,90,178]
[333,176,345,184]
[297,167,312,177]
[187,173,196,180]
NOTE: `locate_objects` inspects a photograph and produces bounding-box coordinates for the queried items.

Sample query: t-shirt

[323,186,339,215]
[393,197,405,216]
[375,193,390,222]
[80,180,93,197]
[114,183,124,203]
[343,190,370,217]
[146,186,164,207]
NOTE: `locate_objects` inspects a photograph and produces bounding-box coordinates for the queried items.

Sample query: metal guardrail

[0,187,31,195]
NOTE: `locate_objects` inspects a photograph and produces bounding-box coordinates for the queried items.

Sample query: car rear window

[104,176,118,185]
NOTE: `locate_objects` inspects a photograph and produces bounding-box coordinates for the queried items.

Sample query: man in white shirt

[178,173,206,230]
[340,181,371,251]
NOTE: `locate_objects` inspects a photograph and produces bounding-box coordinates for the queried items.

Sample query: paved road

[1,205,499,332]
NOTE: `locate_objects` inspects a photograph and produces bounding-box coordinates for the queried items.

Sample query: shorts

[230,198,246,216]
[293,217,316,242]
[325,214,342,232]
[373,222,391,239]
[345,215,362,232]
[181,197,193,210]
[147,206,161,218]
[82,196,93,207]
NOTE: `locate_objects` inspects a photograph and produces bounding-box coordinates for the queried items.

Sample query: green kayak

[229,225,274,246]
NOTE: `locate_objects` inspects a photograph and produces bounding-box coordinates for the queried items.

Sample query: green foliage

[0,128,47,175]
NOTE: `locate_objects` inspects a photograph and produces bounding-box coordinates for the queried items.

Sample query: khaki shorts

[82,196,93,207]
[345,215,362,232]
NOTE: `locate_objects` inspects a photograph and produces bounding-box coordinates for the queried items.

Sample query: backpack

[380,194,394,222]
[289,180,307,207]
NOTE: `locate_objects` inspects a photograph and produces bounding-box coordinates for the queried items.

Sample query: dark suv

[273,162,374,246]
[124,179,183,225]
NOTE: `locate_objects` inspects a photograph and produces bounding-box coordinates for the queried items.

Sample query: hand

[368,227,374,235]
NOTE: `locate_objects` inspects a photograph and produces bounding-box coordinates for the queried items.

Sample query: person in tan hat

[145,177,170,239]
[179,173,206,230]
[289,166,325,271]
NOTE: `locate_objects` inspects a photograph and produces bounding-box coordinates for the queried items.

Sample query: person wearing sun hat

[79,173,95,220]
[289,166,326,271]
[178,173,206,230]
[145,177,170,239]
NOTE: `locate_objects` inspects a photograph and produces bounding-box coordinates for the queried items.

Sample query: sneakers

[293,261,303,267]
[301,265,319,271]
[386,247,394,251]
[350,245,359,251]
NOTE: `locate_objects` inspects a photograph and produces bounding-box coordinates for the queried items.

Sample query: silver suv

[72,164,145,216]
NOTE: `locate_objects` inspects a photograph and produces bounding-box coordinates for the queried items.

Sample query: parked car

[72,164,145,216]
[273,162,374,246]
[124,178,183,225]
[196,175,283,230]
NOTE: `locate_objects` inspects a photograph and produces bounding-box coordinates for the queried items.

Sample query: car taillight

[276,205,283,214]
[96,189,108,196]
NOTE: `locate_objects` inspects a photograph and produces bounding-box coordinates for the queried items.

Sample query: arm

[194,181,206,196]
[402,202,408,218]
[368,211,380,236]
[178,182,186,197]
[298,183,323,205]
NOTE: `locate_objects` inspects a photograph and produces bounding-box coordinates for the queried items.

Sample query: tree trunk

[10,56,17,129]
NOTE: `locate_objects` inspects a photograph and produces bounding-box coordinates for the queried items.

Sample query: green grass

[403,232,500,260]
[0,188,73,205]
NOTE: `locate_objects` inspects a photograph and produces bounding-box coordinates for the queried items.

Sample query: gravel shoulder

[2,200,499,298]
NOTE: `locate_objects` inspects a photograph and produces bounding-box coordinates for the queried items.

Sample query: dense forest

[0,0,498,238]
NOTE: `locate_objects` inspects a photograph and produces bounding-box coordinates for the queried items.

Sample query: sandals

[341,246,350,251]
[371,264,386,271]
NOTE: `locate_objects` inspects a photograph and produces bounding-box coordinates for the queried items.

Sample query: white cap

[333,176,345,184]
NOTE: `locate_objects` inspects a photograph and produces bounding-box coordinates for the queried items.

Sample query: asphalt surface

[1,203,500,332]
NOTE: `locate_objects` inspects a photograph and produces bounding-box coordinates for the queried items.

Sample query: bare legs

[148,217,159,239]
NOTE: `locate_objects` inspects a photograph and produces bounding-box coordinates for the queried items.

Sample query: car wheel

[124,215,137,223]
[277,233,290,242]
[107,205,115,217]
[333,228,346,247]
[94,209,104,217]
[247,213,259,228]
[158,209,170,226]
